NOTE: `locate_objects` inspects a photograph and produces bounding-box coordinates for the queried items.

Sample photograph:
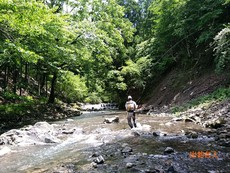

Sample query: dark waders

[127,111,137,128]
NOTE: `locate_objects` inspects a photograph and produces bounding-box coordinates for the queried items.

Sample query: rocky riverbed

[0,104,229,173]
[147,98,230,148]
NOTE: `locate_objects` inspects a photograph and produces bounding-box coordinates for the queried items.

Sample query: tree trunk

[13,67,18,94]
[19,57,23,96]
[25,63,28,83]
[3,66,8,89]
[45,75,48,97]
[40,73,46,91]
[48,72,57,104]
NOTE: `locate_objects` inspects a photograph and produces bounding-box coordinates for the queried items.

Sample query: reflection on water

[0,111,228,173]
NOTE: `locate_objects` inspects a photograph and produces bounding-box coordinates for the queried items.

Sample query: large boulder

[0,122,61,146]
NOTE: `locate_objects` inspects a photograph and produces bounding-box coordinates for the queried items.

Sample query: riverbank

[147,98,230,148]
[0,103,82,134]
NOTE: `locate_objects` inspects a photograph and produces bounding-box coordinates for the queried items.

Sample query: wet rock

[122,146,133,154]
[153,131,167,137]
[153,165,165,173]
[153,131,161,137]
[66,118,74,122]
[132,131,141,137]
[226,133,230,138]
[205,118,226,128]
[103,116,119,124]
[219,140,230,147]
[214,136,220,141]
[121,143,129,148]
[93,155,105,164]
[91,162,98,168]
[126,162,134,168]
[0,121,61,145]
[62,128,75,134]
[145,168,161,173]
[219,133,227,139]
[217,129,228,135]
[165,122,174,126]
[164,147,175,154]
[52,163,77,173]
[167,166,176,173]
[191,132,198,139]
[91,152,100,157]
[44,137,57,143]
[172,117,183,121]
[33,122,55,132]
[185,131,198,139]
[208,171,217,173]
[0,146,11,156]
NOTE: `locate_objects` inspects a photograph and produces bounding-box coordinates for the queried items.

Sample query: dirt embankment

[144,69,229,108]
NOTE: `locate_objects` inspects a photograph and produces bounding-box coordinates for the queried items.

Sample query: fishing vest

[126,101,136,111]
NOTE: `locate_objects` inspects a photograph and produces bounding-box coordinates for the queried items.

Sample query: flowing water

[0,111,229,173]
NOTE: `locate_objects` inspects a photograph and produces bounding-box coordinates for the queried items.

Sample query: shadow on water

[0,111,229,173]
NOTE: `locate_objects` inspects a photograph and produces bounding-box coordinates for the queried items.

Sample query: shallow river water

[0,111,229,173]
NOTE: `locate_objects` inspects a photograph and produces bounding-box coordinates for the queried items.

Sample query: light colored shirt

[125,100,137,111]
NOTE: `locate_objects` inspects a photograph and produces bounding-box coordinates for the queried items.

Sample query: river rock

[91,152,100,157]
[62,128,75,134]
[44,136,58,143]
[204,117,226,128]
[167,165,176,173]
[122,146,133,154]
[103,116,119,124]
[153,131,161,136]
[93,155,105,164]
[132,131,141,137]
[164,147,175,154]
[66,118,74,122]
[33,122,55,133]
[185,131,198,138]
[91,162,98,168]
[0,121,61,145]
[0,146,11,156]
[121,143,129,148]
[126,162,134,168]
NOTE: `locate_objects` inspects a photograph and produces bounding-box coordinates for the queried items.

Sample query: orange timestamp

[189,151,218,159]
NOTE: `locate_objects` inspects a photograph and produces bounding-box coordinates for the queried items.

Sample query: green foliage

[213,25,230,73]
[107,70,127,91]
[0,0,229,106]
[67,0,135,100]
[1,91,34,103]
[0,103,32,114]
[56,71,88,103]
[84,92,102,104]
[172,87,230,113]
[121,57,152,90]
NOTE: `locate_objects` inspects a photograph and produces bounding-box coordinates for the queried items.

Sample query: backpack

[126,101,135,111]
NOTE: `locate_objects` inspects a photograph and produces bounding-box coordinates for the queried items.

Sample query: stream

[0,111,229,173]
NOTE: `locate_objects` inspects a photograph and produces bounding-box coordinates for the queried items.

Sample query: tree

[213,25,230,73]
[68,0,135,102]
[0,0,79,103]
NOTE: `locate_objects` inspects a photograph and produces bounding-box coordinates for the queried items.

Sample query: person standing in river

[125,95,137,128]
